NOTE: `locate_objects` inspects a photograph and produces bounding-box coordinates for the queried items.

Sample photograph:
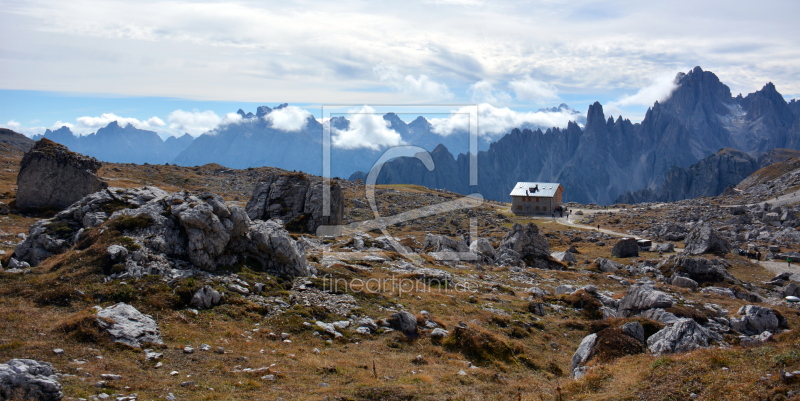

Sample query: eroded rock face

[683,224,731,255]
[245,172,344,233]
[96,303,162,348]
[191,286,223,309]
[495,223,555,269]
[16,138,107,211]
[647,318,719,355]
[0,359,62,401]
[13,187,311,278]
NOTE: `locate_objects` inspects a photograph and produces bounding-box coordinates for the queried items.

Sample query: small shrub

[34,286,77,307]
[442,325,524,366]
[560,290,603,320]
[111,214,154,232]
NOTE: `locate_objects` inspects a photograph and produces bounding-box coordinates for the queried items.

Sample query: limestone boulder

[96,303,163,348]
[647,318,720,355]
[618,280,674,315]
[683,224,731,255]
[657,255,736,284]
[611,238,639,258]
[495,223,555,269]
[729,305,787,335]
[16,139,107,211]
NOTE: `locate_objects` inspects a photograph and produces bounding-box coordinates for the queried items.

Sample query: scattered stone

[96,303,162,348]
[411,355,428,365]
[651,243,675,253]
[183,346,194,354]
[52,349,64,355]
[99,374,122,380]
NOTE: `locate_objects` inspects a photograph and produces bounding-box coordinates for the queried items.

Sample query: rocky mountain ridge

[355,67,800,204]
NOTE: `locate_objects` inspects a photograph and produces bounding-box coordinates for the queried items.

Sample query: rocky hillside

[356,67,800,205]
[3,145,800,400]
[616,148,800,204]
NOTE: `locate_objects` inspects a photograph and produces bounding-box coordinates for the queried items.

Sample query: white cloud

[509,76,559,103]
[4,120,21,130]
[168,109,222,136]
[610,72,681,108]
[468,80,512,105]
[264,106,311,132]
[331,105,404,150]
[76,113,165,132]
[374,64,453,100]
[431,103,582,138]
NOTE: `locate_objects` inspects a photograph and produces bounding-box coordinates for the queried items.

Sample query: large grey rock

[651,242,675,253]
[495,223,554,269]
[191,286,222,309]
[14,188,311,278]
[387,311,417,335]
[594,257,621,273]
[657,255,736,284]
[551,250,577,263]
[618,281,674,315]
[683,224,731,255]
[96,303,162,348]
[245,172,343,233]
[469,238,495,258]
[647,318,719,355]
[729,305,786,335]
[570,333,597,378]
[622,322,645,344]
[639,308,679,325]
[670,275,699,290]
[0,359,62,401]
[16,138,107,211]
[424,234,468,253]
[611,238,639,258]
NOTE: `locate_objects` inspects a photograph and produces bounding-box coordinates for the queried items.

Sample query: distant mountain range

[34,122,193,165]
[355,67,800,204]
[24,66,800,204]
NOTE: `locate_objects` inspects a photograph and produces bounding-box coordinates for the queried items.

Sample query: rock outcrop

[246,172,344,233]
[618,280,674,315]
[729,305,787,335]
[647,318,719,355]
[0,359,62,401]
[16,139,107,211]
[14,186,311,278]
[495,223,556,269]
[96,303,163,348]
[657,255,736,284]
[683,224,731,255]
